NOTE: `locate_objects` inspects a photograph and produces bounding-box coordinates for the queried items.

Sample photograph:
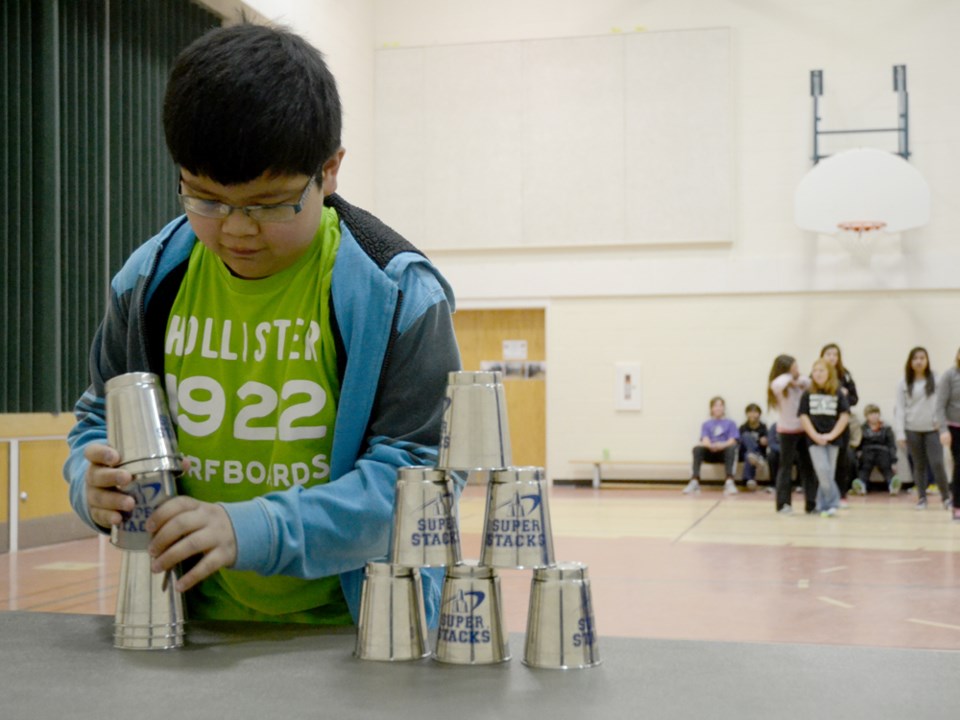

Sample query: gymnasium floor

[1,483,958,651]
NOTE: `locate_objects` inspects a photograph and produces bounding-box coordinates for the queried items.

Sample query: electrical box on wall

[614,363,642,411]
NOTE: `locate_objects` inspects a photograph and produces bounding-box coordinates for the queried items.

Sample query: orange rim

[837,220,886,233]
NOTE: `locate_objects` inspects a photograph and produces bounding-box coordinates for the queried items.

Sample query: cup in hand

[105,372,181,550]
[523,561,601,669]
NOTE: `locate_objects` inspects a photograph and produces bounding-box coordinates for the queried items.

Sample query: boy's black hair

[163,23,342,185]
[745,403,761,414]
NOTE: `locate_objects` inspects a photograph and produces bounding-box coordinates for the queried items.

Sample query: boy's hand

[83,444,134,530]
[146,498,238,593]
[940,431,951,448]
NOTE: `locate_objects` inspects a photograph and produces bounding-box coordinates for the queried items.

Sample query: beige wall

[547,290,960,478]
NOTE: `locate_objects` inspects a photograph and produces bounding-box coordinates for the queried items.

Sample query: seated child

[738,403,769,490]
[853,404,900,495]
[684,396,740,496]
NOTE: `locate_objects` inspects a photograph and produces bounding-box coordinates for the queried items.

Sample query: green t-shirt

[164,207,351,624]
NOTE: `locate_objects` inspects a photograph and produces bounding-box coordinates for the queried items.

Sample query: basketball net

[835,220,886,255]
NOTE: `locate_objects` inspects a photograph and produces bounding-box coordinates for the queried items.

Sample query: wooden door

[452,309,545,468]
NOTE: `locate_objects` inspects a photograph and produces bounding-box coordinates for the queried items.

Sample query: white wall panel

[375,28,733,250]
[521,36,624,247]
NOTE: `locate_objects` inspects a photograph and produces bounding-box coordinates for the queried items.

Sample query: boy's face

[710,401,725,419]
[867,411,881,425]
[747,409,760,424]
[180,152,343,279]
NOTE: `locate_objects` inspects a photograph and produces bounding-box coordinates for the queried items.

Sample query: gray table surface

[1,612,957,719]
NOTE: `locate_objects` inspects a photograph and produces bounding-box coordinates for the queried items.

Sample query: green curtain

[1,0,219,413]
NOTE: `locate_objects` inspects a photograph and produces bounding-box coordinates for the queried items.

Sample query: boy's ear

[320,147,346,196]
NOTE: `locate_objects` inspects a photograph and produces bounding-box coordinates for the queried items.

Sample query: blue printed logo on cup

[120,480,164,535]
[439,590,492,645]
[485,492,547,549]
[410,492,459,547]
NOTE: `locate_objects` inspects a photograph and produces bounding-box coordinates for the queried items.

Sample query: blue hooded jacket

[64,194,462,625]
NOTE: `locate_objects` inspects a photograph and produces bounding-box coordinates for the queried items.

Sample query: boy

[738,403,769,491]
[684,396,740,496]
[63,24,461,626]
[854,404,900,496]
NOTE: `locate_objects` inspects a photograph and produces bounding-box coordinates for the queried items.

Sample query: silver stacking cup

[114,552,185,650]
[480,466,555,569]
[434,562,510,665]
[524,562,601,670]
[105,372,185,650]
[355,562,430,662]
[438,371,512,471]
[105,372,181,551]
[390,466,461,567]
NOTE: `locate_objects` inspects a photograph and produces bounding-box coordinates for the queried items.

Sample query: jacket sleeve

[844,373,859,407]
[935,370,951,430]
[894,381,907,441]
[770,373,791,398]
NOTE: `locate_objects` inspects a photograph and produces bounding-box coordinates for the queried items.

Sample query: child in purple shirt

[683,396,740,496]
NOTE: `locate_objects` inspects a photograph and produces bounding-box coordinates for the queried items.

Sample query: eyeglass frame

[177,175,315,223]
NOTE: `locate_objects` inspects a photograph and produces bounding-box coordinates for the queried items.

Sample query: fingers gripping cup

[434,562,510,665]
[105,372,181,551]
[523,562,601,670]
[390,467,462,567]
[105,372,185,650]
[480,467,555,569]
[355,562,430,662]
[438,371,512,471]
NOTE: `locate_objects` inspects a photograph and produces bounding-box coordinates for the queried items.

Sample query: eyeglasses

[178,177,314,223]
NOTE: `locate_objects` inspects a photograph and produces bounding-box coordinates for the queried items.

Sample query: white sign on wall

[614,362,642,411]
[503,340,528,360]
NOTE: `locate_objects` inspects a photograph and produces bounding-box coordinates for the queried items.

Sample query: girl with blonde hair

[799,359,850,517]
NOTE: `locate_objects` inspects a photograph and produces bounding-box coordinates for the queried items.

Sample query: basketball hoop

[836,220,886,255]
[837,220,887,237]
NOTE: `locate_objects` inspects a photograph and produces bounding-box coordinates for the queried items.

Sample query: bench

[571,459,771,489]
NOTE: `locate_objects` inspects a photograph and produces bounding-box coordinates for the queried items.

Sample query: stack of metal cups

[356,370,600,669]
[105,372,185,650]
[354,466,461,661]
[437,370,601,669]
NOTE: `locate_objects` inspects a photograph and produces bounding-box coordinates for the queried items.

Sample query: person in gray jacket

[894,347,951,511]
[935,347,960,521]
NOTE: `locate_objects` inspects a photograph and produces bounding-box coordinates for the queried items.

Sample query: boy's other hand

[83,443,134,530]
[146,498,238,593]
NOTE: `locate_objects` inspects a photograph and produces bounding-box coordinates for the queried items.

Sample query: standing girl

[935,346,960,520]
[820,343,859,502]
[768,355,814,514]
[799,359,850,517]
[894,347,951,510]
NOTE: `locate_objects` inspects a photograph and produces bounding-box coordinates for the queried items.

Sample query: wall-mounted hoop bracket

[810,65,909,164]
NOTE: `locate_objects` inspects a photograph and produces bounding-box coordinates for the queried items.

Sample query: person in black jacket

[738,403,769,491]
[854,404,901,495]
